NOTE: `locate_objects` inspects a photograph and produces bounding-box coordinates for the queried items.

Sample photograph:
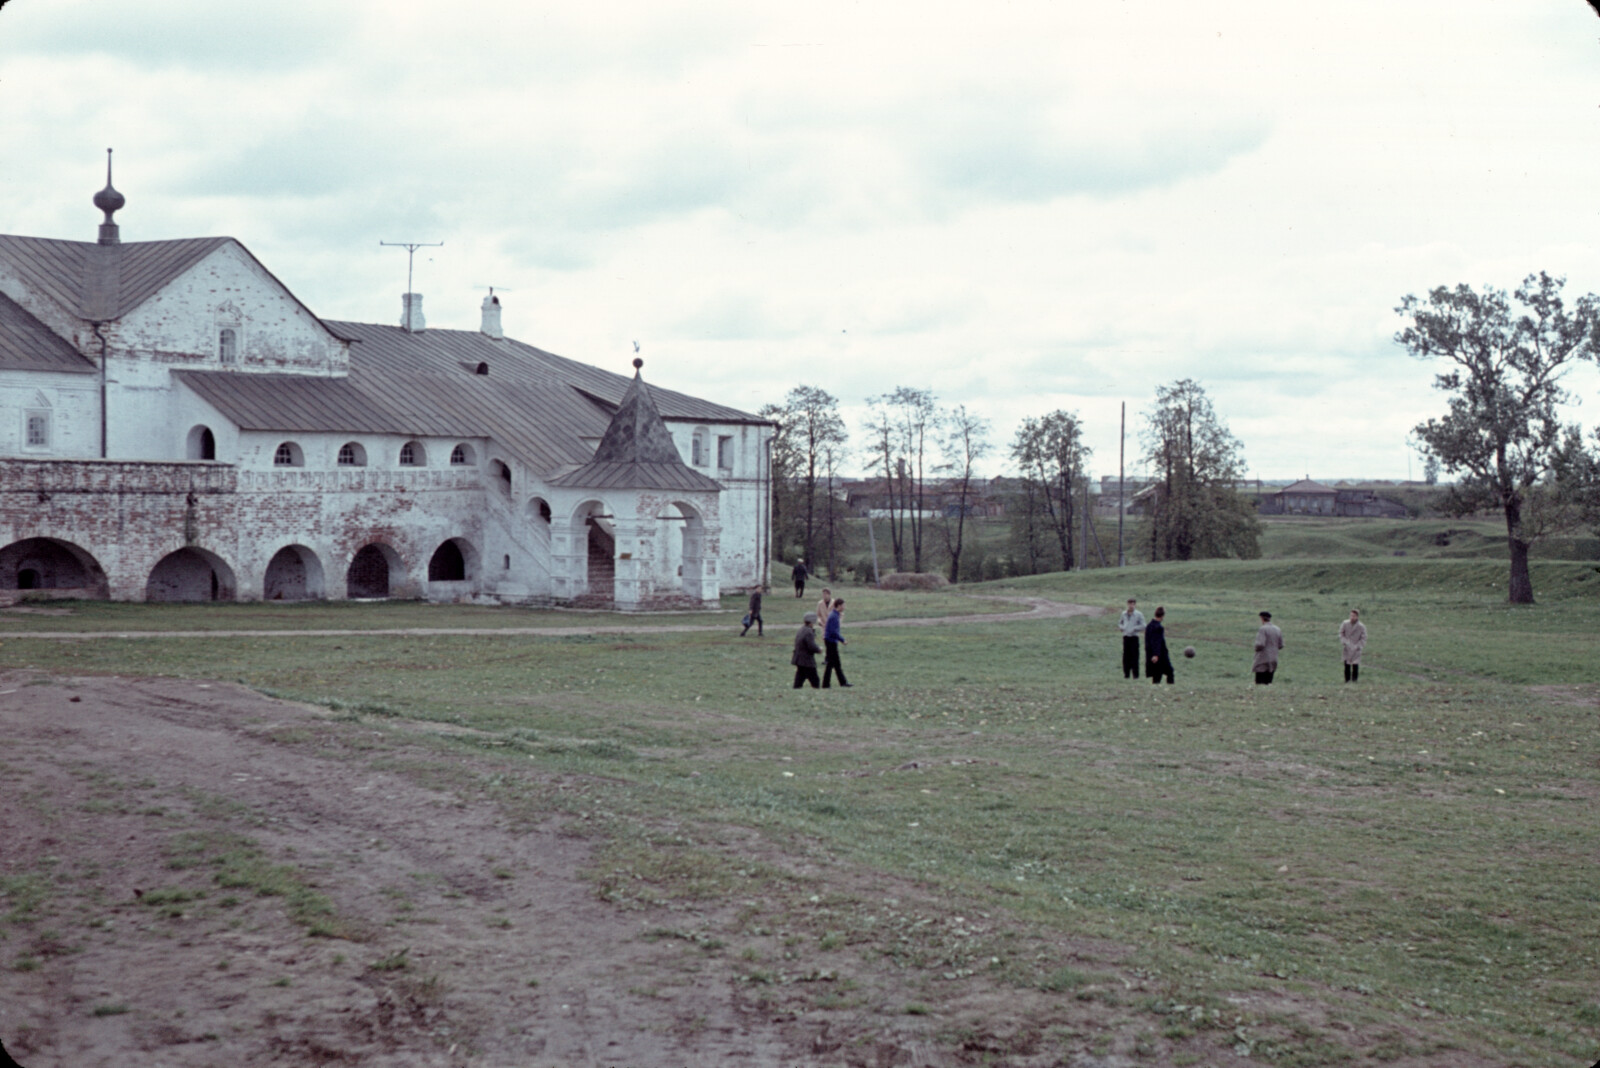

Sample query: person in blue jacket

[822,598,852,688]
[1146,606,1174,685]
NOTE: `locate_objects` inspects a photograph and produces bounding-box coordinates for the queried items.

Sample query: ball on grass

[1183,646,1196,658]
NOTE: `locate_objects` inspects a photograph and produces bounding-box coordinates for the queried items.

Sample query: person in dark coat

[822,598,851,688]
[791,612,822,688]
[792,558,809,598]
[1146,606,1174,684]
[740,587,764,636]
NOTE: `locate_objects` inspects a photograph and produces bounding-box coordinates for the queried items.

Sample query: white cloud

[3,0,1600,479]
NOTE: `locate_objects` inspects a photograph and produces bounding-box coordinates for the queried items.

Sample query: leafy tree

[1011,411,1090,571]
[1396,272,1600,603]
[768,386,847,566]
[1140,380,1259,561]
[864,387,937,572]
[935,404,992,583]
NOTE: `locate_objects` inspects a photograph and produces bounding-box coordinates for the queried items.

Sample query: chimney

[480,291,503,339]
[401,293,425,333]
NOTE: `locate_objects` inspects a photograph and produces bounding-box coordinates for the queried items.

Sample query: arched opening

[263,544,325,601]
[490,459,512,494]
[428,538,477,583]
[187,425,216,461]
[671,500,708,599]
[146,547,236,602]
[346,543,400,599]
[450,443,475,466]
[0,538,108,597]
[337,442,367,467]
[399,441,426,467]
[273,441,304,467]
[570,500,614,603]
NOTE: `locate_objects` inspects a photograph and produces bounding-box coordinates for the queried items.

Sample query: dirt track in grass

[0,671,1171,1068]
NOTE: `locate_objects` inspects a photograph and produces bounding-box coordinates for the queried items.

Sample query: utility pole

[1117,401,1126,567]
[380,240,442,330]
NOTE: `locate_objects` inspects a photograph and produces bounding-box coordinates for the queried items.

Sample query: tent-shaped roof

[550,364,722,492]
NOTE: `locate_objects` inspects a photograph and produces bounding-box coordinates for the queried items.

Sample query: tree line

[762,270,1600,604]
[760,378,1261,583]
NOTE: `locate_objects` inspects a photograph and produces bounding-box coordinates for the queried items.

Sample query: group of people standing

[1116,599,1367,684]
[791,585,851,689]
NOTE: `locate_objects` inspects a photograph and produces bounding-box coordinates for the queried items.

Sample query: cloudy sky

[5,0,1600,481]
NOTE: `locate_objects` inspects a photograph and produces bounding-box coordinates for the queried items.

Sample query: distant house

[1259,479,1407,518]
[841,477,1005,519]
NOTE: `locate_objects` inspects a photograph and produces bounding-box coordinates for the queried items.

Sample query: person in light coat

[1339,609,1367,683]
[1117,598,1146,679]
[1253,611,1284,685]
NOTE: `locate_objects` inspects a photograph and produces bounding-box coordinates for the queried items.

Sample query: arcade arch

[147,547,236,602]
[263,544,325,601]
[0,538,109,597]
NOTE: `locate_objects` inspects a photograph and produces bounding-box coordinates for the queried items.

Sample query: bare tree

[865,387,938,572]
[1397,272,1600,603]
[936,404,992,583]
[771,386,846,567]
[1011,411,1090,571]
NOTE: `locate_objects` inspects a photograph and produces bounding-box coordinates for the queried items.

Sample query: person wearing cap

[1117,598,1146,679]
[791,611,822,688]
[1253,611,1284,685]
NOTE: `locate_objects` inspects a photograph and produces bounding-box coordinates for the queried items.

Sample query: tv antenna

[380,240,443,299]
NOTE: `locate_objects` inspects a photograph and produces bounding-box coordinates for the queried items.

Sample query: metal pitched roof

[0,291,96,373]
[1276,479,1337,494]
[549,461,724,492]
[0,234,231,319]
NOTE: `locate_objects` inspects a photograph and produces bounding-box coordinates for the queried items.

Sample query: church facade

[0,165,772,608]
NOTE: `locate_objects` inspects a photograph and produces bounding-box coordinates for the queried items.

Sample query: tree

[935,404,992,583]
[1396,272,1600,603]
[769,386,847,567]
[1011,411,1090,571]
[757,401,803,561]
[1140,380,1259,562]
[864,387,937,572]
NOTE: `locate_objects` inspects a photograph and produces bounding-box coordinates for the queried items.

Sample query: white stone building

[0,161,773,608]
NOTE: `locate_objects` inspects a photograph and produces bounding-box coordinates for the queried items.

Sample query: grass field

[2,552,1598,1064]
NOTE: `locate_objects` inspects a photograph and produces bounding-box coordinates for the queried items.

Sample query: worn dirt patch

[0,672,1490,1067]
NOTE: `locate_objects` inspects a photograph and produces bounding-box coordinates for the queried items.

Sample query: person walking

[791,611,822,688]
[1253,611,1284,685]
[816,586,833,624]
[792,558,809,599]
[740,587,765,637]
[1145,606,1174,684]
[1339,609,1367,682]
[822,598,852,688]
[1117,598,1146,679]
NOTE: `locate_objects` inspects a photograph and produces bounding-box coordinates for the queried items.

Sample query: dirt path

[0,668,1223,1068]
[1,595,1104,641]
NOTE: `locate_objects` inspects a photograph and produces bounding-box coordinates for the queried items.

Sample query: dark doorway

[586,523,615,601]
[428,540,466,582]
[347,545,391,599]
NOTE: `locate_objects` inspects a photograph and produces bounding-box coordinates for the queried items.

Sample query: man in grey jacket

[1117,599,1146,679]
[791,612,822,689]
[1253,611,1284,685]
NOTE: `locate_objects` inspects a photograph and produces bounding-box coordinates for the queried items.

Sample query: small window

[219,328,237,363]
[691,426,710,466]
[273,442,303,467]
[399,441,425,467]
[450,443,474,465]
[337,442,366,467]
[717,434,733,472]
[187,425,215,460]
[491,459,512,493]
[25,411,49,449]
[503,554,511,570]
